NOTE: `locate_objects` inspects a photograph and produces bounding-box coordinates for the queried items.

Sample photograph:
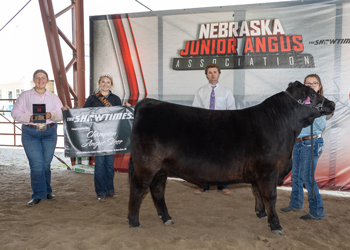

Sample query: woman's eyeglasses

[305,82,319,87]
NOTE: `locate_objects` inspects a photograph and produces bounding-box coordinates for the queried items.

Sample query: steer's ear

[288,81,299,88]
[288,81,304,89]
[304,96,311,104]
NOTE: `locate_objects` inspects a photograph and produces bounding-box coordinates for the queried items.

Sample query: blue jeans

[199,185,227,191]
[94,155,115,198]
[21,124,57,200]
[289,137,325,219]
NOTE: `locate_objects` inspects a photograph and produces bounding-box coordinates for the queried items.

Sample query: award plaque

[33,104,46,123]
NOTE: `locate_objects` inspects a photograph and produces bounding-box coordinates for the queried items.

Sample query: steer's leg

[150,169,173,225]
[128,156,155,228]
[128,171,150,228]
[256,181,283,236]
[251,182,267,218]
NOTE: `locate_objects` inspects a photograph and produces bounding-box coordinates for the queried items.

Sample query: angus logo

[172,19,315,70]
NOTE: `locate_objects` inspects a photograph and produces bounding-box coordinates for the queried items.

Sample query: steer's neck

[263,92,306,141]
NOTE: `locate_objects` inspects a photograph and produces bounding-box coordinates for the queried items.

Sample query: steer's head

[285,81,335,127]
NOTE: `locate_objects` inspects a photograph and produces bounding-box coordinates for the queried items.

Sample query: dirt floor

[1,147,350,250]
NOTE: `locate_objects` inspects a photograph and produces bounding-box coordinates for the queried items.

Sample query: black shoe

[299,213,322,220]
[28,199,41,206]
[280,206,299,213]
[47,194,56,200]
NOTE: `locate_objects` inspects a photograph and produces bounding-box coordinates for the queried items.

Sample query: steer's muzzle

[321,99,335,115]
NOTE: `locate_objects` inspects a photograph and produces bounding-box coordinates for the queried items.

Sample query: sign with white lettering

[172,19,315,70]
[63,106,134,157]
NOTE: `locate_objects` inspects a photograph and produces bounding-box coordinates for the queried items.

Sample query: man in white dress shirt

[192,63,236,195]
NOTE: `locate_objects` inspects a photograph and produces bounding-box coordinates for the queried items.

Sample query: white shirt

[192,83,236,110]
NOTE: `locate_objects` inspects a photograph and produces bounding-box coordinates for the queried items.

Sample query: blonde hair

[98,75,113,86]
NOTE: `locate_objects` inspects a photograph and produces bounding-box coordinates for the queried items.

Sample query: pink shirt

[11,88,63,125]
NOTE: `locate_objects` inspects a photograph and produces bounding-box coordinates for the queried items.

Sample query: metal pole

[38,0,72,107]
[72,0,85,108]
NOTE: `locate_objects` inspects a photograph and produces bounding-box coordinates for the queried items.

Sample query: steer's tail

[128,156,135,184]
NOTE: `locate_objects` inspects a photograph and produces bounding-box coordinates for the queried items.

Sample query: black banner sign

[63,106,134,157]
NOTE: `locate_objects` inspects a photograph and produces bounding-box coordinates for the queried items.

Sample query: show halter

[284,90,325,112]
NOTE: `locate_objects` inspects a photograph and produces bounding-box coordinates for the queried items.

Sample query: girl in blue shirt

[280,74,326,220]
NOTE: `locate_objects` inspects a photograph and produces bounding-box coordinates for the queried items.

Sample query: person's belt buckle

[36,123,47,131]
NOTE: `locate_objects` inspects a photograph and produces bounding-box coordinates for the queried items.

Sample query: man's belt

[296,134,321,143]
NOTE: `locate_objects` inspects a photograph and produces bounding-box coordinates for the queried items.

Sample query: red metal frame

[38,0,85,108]
[38,0,86,165]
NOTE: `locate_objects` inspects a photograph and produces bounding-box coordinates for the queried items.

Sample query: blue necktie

[209,85,216,110]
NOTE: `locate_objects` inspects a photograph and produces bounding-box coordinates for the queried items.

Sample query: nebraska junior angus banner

[63,106,134,157]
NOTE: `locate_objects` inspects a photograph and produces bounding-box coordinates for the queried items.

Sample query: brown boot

[98,197,107,202]
[221,189,231,195]
[194,188,205,194]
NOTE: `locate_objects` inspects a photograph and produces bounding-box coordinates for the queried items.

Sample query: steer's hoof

[271,229,284,236]
[128,220,141,228]
[129,225,142,228]
[256,211,267,218]
[164,219,174,226]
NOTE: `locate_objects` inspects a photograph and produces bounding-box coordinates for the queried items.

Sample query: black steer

[127,81,335,235]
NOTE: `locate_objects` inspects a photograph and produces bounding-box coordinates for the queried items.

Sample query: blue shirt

[298,115,326,138]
